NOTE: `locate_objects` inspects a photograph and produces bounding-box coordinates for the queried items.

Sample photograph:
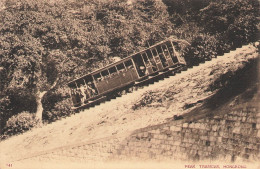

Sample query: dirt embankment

[0,44,258,164]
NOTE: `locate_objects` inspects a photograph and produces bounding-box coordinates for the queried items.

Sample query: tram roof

[67,36,180,85]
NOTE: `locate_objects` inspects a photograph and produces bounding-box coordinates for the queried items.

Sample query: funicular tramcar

[67,36,190,110]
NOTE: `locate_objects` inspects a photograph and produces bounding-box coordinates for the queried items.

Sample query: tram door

[171,41,186,64]
[69,83,81,107]
[141,52,154,75]
[156,45,169,68]
[133,54,146,77]
[150,48,164,71]
[166,42,179,64]
[161,44,176,66]
[146,50,158,72]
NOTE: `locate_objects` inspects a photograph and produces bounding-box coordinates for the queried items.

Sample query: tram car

[67,36,190,110]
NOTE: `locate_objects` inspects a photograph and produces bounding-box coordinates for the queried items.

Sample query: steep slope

[0,44,258,164]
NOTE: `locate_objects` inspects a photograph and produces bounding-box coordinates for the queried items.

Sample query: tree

[0,0,177,132]
[199,0,258,46]
[0,0,80,126]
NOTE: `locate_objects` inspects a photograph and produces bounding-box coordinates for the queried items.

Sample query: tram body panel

[107,73,122,90]
[119,70,132,84]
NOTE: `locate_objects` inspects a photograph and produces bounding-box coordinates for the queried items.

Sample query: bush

[199,0,258,47]
[185,34,218,66]
[1,111,40,140]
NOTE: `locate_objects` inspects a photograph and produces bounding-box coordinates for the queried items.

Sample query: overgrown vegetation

[0,111,40,140]
[0,0,258,139]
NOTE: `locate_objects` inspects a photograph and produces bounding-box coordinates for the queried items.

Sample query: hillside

[0,0,258,143]
[0,44,259,167]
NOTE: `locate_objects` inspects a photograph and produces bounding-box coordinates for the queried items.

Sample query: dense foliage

[164,0,259,64]
[1,111,40,139]
[0,0,258,139]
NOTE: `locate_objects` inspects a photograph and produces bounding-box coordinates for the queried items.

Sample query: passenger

[149,60,157,71]
[139,65,147,76]
[71,88,78,106]
[87,82,97,96]
[79,84,87,103]
[84,87,90,101]
[97,77,100,81]
[75,88,82,106]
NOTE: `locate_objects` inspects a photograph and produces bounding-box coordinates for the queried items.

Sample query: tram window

[141,53,148,62]
[101,70,109,78]
[76,80,82,87]
[146,50,153,59]
[85,75,94,83]
[93,73,102,81]
[167,42,179,51]
[156,45,163,54]
[172,42,181,51]
[125,60,133,68]
[109,66,117,75]
[68,83,75,88]
[116,63,125,71]
[152,48,158,56]
[162,45,170,55]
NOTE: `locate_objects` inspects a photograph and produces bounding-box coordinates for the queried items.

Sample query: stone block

[163,126,170,130]
[185,128,192,134]
[183,123,189,128]
[189,138,195,143]
[173,141,181,146]
[153,139,161,145]
[199,123,207,130]
[166,151,173,156]
[191,144,198,149]
[194,123,201,129]
[248,137,257,144]
[212,125,218,131]
[220,120,226,125]
[159,134,167,140]
[234,121,241,127]
[154,129,161,134]
[200,136,208,140]
[189,123,195,128]
[234,116,239,121]
[170,126,182,132]
[256,117,260,124]
[256,123,260,130]
[209,136,216,142]
[180,147,186,151]
[207,147,213,151]
[218,131,224,137]
[236,116,242,121]
[232,127,241,134]
[242,117,247,122]
[198,130,208,135]
[256,112,260,117]
[163,130,172,136]
[166,144,172,151]
[153,134,159,139]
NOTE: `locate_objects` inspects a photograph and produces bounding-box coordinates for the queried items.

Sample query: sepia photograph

[0,0,259,168]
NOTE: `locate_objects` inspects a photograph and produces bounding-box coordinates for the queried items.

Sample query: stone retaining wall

[115,107,260,162]
[19,105,259,163]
